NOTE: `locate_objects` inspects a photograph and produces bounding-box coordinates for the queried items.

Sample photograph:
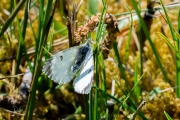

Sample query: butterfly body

[42,41,94,94]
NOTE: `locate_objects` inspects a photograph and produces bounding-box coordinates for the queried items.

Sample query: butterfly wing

[73,51,94,94]
[42,46,81,85]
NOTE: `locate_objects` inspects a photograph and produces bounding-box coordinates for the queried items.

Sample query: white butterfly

[42,40,94,94]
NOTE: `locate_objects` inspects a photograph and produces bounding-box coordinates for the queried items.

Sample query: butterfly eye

[60,55,63,60]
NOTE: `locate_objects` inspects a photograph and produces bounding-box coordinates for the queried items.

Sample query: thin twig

[0,107,24,116]
[116,1,180,16]
[0,73,25,80]
[0,107,43,119]
[42,46,53,56]
[132,100,146,120]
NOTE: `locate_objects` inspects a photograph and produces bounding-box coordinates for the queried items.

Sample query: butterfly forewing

[42,46,81,85]
[42,40,94,94]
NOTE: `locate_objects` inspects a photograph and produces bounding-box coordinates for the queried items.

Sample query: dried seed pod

[74,14,100,43]
[101,14,119,59]
[104,13,119,33]
[73,13,119,59]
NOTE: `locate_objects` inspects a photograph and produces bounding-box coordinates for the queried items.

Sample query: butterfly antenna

[42,46,53,57]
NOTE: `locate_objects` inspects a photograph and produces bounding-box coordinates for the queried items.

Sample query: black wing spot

[60,55,63,60]
[72,43,91,72]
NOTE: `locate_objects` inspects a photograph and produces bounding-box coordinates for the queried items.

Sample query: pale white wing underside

[73,53,94,94]
[42,46,80,85]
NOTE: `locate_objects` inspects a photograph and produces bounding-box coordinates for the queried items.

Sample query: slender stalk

[94,52,99,120]
[88,0,98,14]
[159,0,180,97]
[0,0,27,37]
[134,58,140,103]
[124,4,133,63]
[131,0,169,82]
[33,0,44,73]
[15,0,31,76]
[164,111,173,120]
[93,86,148,120]
[177,7,180,98]
[138,24,143,76]
[113,42,128,90]
[9,0,14,36]
[100,52,107,118]
[93,1,107,119]
[24,1,56,119]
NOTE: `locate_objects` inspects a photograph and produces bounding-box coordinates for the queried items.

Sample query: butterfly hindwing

[73,50,94,94]
[42,46,81,85]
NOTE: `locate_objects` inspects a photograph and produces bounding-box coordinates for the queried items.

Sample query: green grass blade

[131,0,169,83]
[99,52,108,118]
[46,23,54,88]
[124,4,133,63]
[37,0,53,57]
[53,19,67,36]
[33,0,44,72]
[157,32,179,53]
[176,59,180,98]
[93,86,148,120]
[164,111,173,120]
[82,95,88,118]
[158,1,180,96]
[0,0,27,37]
[9,0,14,36]
[108,105,121,119]
[94,52,99,120]
[114,78,137,109]
[25,17,52,120]
[113,41,128,90]
[15,0,32,76]
[134,58,140,102]
[138,28,143,76]
[122,74,143,107]
[178,8,180,35]
[28,0,39,43]
[93,43,99,120]
[95,0,107,43]
[88,0,98,15]
[159,0,176,41]
[48,23,54,53]
[59,0,67,18]
[89,90,93,120]
[24,1,56,119]
[177,7,180,98]
[94,1,107,119]
[159,0,180,97]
